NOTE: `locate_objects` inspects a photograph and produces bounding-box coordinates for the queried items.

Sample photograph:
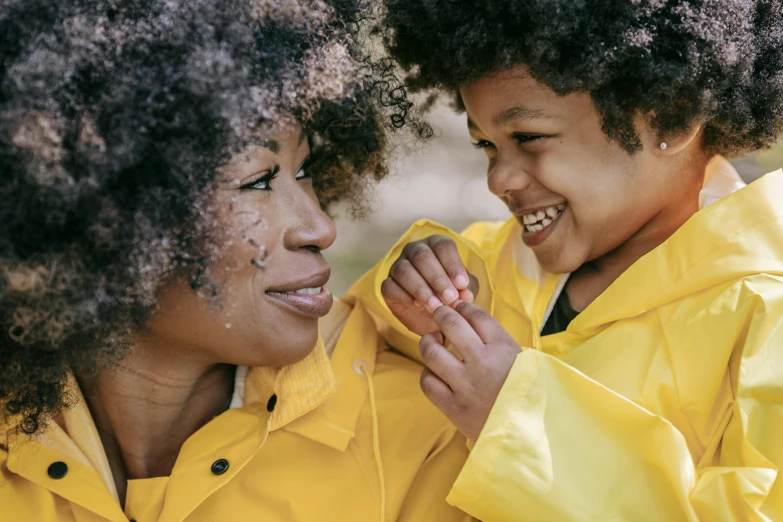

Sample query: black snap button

[211,458,229,475]
[47,461,68,479]
[266,394,278,412]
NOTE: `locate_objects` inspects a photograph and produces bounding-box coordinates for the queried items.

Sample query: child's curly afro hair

[381,0,783,155]
[0,0,422,435]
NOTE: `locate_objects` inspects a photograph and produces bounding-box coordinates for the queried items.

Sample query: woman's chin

[242,329,320,368]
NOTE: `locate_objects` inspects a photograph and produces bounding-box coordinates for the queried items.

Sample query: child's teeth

[522,203,568,234]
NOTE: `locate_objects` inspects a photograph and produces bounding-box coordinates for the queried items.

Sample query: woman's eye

[246,178,271,190]
[240,168,278,191]
[295,167,310,181]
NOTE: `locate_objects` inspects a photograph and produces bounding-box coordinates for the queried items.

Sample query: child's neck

[566,179,703,312]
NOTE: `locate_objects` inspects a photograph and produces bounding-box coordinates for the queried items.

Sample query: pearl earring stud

[660,142,668,150]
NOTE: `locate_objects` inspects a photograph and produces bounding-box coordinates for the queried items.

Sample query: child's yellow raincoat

[350,157,783,521]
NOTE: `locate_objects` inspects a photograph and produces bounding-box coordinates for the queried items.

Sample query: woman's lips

[265,286,333,319]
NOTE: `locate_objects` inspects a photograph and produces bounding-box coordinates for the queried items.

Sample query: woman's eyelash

[239,165,280,191]
[295,157,313,180]
[472,140,493,149]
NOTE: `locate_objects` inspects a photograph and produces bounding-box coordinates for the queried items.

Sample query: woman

[351,1,783,520]
[0,1,470,521]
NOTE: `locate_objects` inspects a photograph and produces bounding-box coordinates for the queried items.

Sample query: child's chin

[535,250,581,276]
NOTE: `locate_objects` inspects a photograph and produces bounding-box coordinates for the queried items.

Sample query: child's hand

[419,302,521,441]
[381,235,477,335]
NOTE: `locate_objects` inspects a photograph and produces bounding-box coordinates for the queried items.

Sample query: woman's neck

[566,164,705,312]
[77,334,235,505]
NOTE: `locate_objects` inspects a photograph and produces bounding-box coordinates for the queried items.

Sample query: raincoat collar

[237,297,380,451]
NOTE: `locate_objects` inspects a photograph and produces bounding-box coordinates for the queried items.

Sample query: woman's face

[460,65,703,274]
[145,123,337,368]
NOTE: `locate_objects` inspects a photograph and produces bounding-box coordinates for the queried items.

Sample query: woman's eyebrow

[258,139,280,153]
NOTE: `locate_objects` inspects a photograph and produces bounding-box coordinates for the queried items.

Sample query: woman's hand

[381,235,477,335]
[419,302,521,441]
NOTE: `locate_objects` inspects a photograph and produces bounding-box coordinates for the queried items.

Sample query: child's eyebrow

[493,105,551,126]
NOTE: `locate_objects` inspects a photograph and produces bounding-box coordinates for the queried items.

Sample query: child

[350,1,783,520]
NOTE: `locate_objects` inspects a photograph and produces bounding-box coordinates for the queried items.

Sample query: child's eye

[512,133,545,145]
[471,139,493,149]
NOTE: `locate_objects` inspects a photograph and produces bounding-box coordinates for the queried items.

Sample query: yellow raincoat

[349,157,783,521]
[0,297,472,522]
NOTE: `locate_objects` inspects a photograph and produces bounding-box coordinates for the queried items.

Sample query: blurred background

[324,103,783,296]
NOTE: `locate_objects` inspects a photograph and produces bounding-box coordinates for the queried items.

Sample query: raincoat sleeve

[346,219,499,363]
[447,305,783,521]
[397,432,476,522]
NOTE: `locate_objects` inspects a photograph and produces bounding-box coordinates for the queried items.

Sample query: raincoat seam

[348,439,386,512]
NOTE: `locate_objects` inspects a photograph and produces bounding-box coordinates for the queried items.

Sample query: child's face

[460,65,702,274]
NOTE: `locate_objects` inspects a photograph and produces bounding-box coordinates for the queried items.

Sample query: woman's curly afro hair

[381,0,783,155]
[0,0,422,435]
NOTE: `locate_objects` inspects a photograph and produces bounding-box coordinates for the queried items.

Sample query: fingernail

[454,274,469,289]
[427,296,443,311]
[442,288,458,304]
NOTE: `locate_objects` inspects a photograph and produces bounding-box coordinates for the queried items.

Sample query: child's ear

[653,124,702,156]
[637,113,703,156]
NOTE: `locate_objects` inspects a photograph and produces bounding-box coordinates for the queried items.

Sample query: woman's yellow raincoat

[0,298,472,522]
[349,157,783,521]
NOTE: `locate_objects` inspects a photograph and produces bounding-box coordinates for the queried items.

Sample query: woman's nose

[283,188,337,253]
